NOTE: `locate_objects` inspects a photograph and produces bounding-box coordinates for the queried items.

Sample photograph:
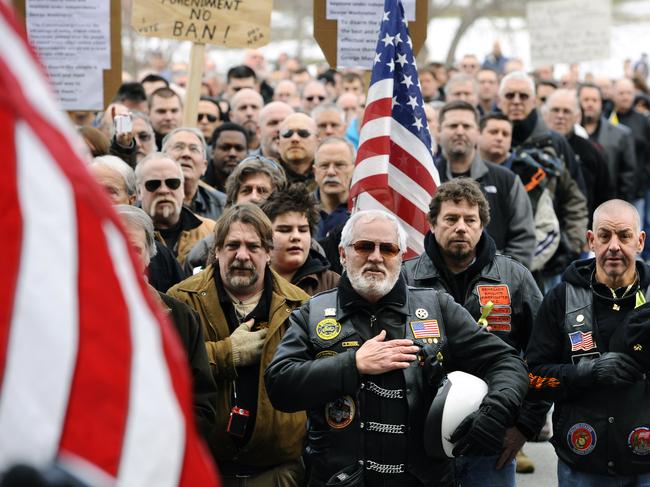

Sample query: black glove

[419,340,446,388]
[449,400,511,456]
[575,352,643,388]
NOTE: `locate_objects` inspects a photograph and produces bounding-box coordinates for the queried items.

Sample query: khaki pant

[220,459,305,487]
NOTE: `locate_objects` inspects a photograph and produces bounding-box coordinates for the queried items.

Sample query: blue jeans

[455,455,515,487]
[558,460,650,487]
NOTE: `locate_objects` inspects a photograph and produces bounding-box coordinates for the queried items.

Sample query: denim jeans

[455,455,515,487]
[558,460,650,487]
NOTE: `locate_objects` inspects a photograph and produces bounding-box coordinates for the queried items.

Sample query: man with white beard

[135,152,215,266]
[266,209,528,487]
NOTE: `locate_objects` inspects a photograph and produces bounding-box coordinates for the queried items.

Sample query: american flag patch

[569,331,596,351]
[410,320,440,339]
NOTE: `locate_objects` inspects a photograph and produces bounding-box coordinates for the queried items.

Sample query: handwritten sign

[131,0,272,47]
[527,0,611,67]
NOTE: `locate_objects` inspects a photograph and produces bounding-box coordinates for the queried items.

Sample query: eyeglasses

[349,240,401,258]
[305,95,326,102]
[198,113,218,123]
[281,128,312,139]
[135,131,152,142]
[143,178,182,192]
[503,92,531,101]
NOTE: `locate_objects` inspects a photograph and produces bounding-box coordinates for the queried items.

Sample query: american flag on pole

[569,331,596,352]
[0,3,219,486]
[349,0,439,257]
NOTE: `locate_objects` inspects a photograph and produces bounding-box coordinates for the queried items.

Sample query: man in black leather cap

[265,209,528,487]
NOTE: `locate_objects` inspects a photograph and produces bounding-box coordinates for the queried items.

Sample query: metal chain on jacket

[363,422,405,434]
[362,381,404,399]
[365,461,405,474]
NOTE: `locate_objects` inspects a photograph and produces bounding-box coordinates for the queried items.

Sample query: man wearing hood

[262,183,339,296]
[403,178,547,481]
[527,199,650,485]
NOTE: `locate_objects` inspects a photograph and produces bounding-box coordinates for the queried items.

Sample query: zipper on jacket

[370,315,376,328]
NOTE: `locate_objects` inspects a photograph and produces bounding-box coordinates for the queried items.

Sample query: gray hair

[339,210,408,252]
[311,103,345,123]
[316,135,357,161]
[445,73,478,97]
[90,155,136,197]
[114,204,158,265]
[499,71,536,97]
[225,155,288,205]
[161,127,207,160]
[131,110,154,133]
[134,151,184,185]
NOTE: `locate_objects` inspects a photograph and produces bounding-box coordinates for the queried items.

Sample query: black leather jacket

[265,276,528,486]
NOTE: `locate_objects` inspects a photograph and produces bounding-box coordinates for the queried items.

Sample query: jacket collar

[440,152,488,181]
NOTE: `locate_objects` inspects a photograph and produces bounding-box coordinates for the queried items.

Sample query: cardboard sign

[527,0,611,67]
[131,0,272,47]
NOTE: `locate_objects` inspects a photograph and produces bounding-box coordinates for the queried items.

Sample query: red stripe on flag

[58,198,132,476]
[0,104,21,385]
[389,141,437,195]
[350,173,389,202]
[362,98,393,124]
[356,135,391,164]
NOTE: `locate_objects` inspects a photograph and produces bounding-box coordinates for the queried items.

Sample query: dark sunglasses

[350,240,401,258]
[198,113,218,123]
[306,95,326,102]
[281,128,312,139]
[144,178,182,192]
[503,92,530,101]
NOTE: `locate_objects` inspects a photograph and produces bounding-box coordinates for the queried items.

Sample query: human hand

[495,426,527,469]
[230,319,267,367]
[355,330,419,375]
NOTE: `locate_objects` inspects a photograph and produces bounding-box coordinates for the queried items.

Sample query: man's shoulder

[271,269,310,304]
[168,265,214,295]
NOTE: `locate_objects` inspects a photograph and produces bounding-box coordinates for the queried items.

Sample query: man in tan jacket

[167,203,309,486]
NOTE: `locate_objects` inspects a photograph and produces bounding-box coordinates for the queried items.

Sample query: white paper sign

[327,0,415,69]
[26,0,110,110]
[527,0,611,67]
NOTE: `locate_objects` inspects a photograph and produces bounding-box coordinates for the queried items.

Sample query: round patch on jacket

[325,395,356,429]
[628,427,650,455]
[316,318,341,340]
[567,423,596,455]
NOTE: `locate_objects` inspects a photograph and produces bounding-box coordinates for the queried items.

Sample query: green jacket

[167,265,309,467]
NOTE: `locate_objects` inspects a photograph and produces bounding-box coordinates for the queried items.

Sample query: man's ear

[587,229,595,251]
[338,246,346,268]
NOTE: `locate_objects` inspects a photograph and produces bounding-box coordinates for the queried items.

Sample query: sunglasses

[305,95,326,102]
[144,178,182,192]
[350,240,401,257]
[198,113,218,123]
[503,92,531,101]
[281,128,312,139]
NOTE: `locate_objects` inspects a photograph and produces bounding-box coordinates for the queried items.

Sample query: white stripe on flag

[355,192,425,255]
[358,116,391,146]
[105,223,185,487]
[365,79,393,106]
[0,122,78,469]
[351,154,389,188]
[387,165,432,214]
[389,120,440,186]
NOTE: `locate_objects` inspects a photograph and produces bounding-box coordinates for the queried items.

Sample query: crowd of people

[71,42,650,487]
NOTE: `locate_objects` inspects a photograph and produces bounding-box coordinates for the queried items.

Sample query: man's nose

[367,245,383,261]
[235,244,250,260]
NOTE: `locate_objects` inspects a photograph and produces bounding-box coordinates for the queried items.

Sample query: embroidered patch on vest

[415,308,428,319]
[325,395,356,429]
[316,350,338,359]
[567,423,596,455]
[410,320,440,339]
[324,307,337,317]
[628,427,650,455]
[477,285,512,332]
[316,318,342,340]
[342,341,359,348]
[569,331,596,352]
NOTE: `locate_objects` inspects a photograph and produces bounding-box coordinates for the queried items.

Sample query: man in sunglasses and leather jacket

[402,178,548,483]
[266,209,528,487]
[135,152,215,267]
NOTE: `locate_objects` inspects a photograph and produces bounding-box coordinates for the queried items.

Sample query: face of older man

[278,113,318,173]
[499,78,536,121]
[314,109,346,139]
[431,199,483,267]
[138,157,184,229]
[314,140,354,200]
[197,100,221,140]
[164,130,207,197]
[215,221,270,297]
[579,86,603,124]
[230,89,263,134]
[447,80,478,107]
[259,102,294,159]
[339,215,402,302]
[544,91,579,136]
[439,109,479,162]
[614,78,635,113]
[302,81,328,112]
[122,221,149,275]
[90,165,135,205]
[133,118,156,162]
[588,202,645,289]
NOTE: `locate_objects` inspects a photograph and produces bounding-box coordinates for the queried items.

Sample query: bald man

[278,112,319,190]
[527,199,650,486]
[542,89,614,223]
[230,88,264,151]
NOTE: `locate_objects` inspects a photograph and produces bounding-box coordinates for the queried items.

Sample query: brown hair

[207,203,273,265]
[428,178,491,227]
[261,183,320,236]
[78,126,110,157]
